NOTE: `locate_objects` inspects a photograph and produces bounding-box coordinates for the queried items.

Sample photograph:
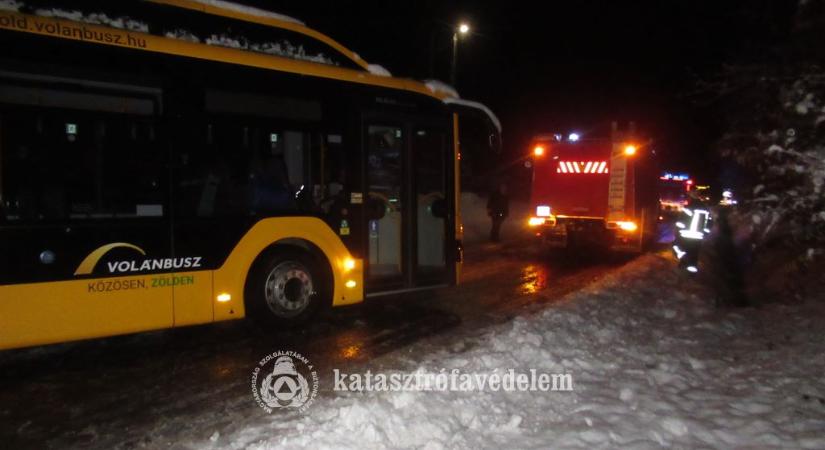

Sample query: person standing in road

[487,183,509,242]
[673,189,711,273]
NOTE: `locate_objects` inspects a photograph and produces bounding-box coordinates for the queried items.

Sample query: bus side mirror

[489,132,502,154]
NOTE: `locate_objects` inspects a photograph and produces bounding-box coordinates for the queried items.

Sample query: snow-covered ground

[214,253,825,449]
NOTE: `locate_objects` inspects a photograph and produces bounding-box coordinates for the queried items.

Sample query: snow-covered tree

[693,0,825,303]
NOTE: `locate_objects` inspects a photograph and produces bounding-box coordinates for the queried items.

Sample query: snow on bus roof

[424,79,459,99]
[188,0,305,26]
[424,79,501,132]
[445,98,502,133]
[0,0,22,11]
[366,64,392,77]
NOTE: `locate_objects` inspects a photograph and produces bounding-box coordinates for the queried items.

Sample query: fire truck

[658,172,693,216]
[527,123,659,252]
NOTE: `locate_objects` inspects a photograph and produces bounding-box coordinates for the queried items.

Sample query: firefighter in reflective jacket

[672,191,712,273]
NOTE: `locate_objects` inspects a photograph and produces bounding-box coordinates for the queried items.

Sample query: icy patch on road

[215,254,825,449]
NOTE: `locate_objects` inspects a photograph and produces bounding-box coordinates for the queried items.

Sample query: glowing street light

[451,22,471,87]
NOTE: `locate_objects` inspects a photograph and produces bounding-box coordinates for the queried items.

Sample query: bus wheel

[247,249,328,325]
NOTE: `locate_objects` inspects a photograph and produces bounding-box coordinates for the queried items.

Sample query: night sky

[255,1,798,184]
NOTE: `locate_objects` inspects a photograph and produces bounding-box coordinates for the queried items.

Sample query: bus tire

[245,248,330,327]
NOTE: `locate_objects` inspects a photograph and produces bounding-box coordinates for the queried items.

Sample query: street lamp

[451,22,470,87]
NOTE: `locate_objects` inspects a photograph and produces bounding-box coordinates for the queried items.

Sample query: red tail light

[556,161,608,174]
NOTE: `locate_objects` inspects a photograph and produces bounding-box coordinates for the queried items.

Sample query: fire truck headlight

[533,145,545,157]
[568,132,580,142]
[536,205,551,217]
[617,221,638,232]
[528,217,545,227]
[624,145,637,156]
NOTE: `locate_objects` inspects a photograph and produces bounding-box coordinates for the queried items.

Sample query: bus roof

[0,0,452,103]
[149,0,370,72]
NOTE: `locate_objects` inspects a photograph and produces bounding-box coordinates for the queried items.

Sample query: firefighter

[487,183,509,242]
[672,189,711,273]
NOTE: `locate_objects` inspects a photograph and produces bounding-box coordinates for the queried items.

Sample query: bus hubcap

[264,262,313,317]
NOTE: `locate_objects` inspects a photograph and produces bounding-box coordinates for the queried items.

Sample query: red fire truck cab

[527,124,659,252]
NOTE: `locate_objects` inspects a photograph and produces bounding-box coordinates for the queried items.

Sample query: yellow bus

[0,0,499,350]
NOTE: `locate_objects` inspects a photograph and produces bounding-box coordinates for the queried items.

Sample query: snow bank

[189,0,304,25]
[215,254,825,449]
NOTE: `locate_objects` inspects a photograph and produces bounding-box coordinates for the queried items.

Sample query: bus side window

[320,137,348,222]
[103,117,166,218]
[213,122,251,216]
[249,127,294,214]
[1,111,71,221]
[2,105,163,222]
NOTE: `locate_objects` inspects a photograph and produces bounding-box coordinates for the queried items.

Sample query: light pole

[450,22,470,87]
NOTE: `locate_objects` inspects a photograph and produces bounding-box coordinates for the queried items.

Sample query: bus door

[412,124,450,286]
[363,120,451,292]
[364,123,406,289]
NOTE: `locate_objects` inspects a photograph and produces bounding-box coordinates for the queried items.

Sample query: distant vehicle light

[533,145,545,157]
[660,173,690,181]
[536,205,551,217]
[528,217,545,227]
[568,133,580,142]
[624,145,637,156]
[617,221,638,232]
[686,266,699,273]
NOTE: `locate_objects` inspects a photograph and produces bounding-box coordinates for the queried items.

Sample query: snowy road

[3,240,824,449]
[0,240,630,449]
